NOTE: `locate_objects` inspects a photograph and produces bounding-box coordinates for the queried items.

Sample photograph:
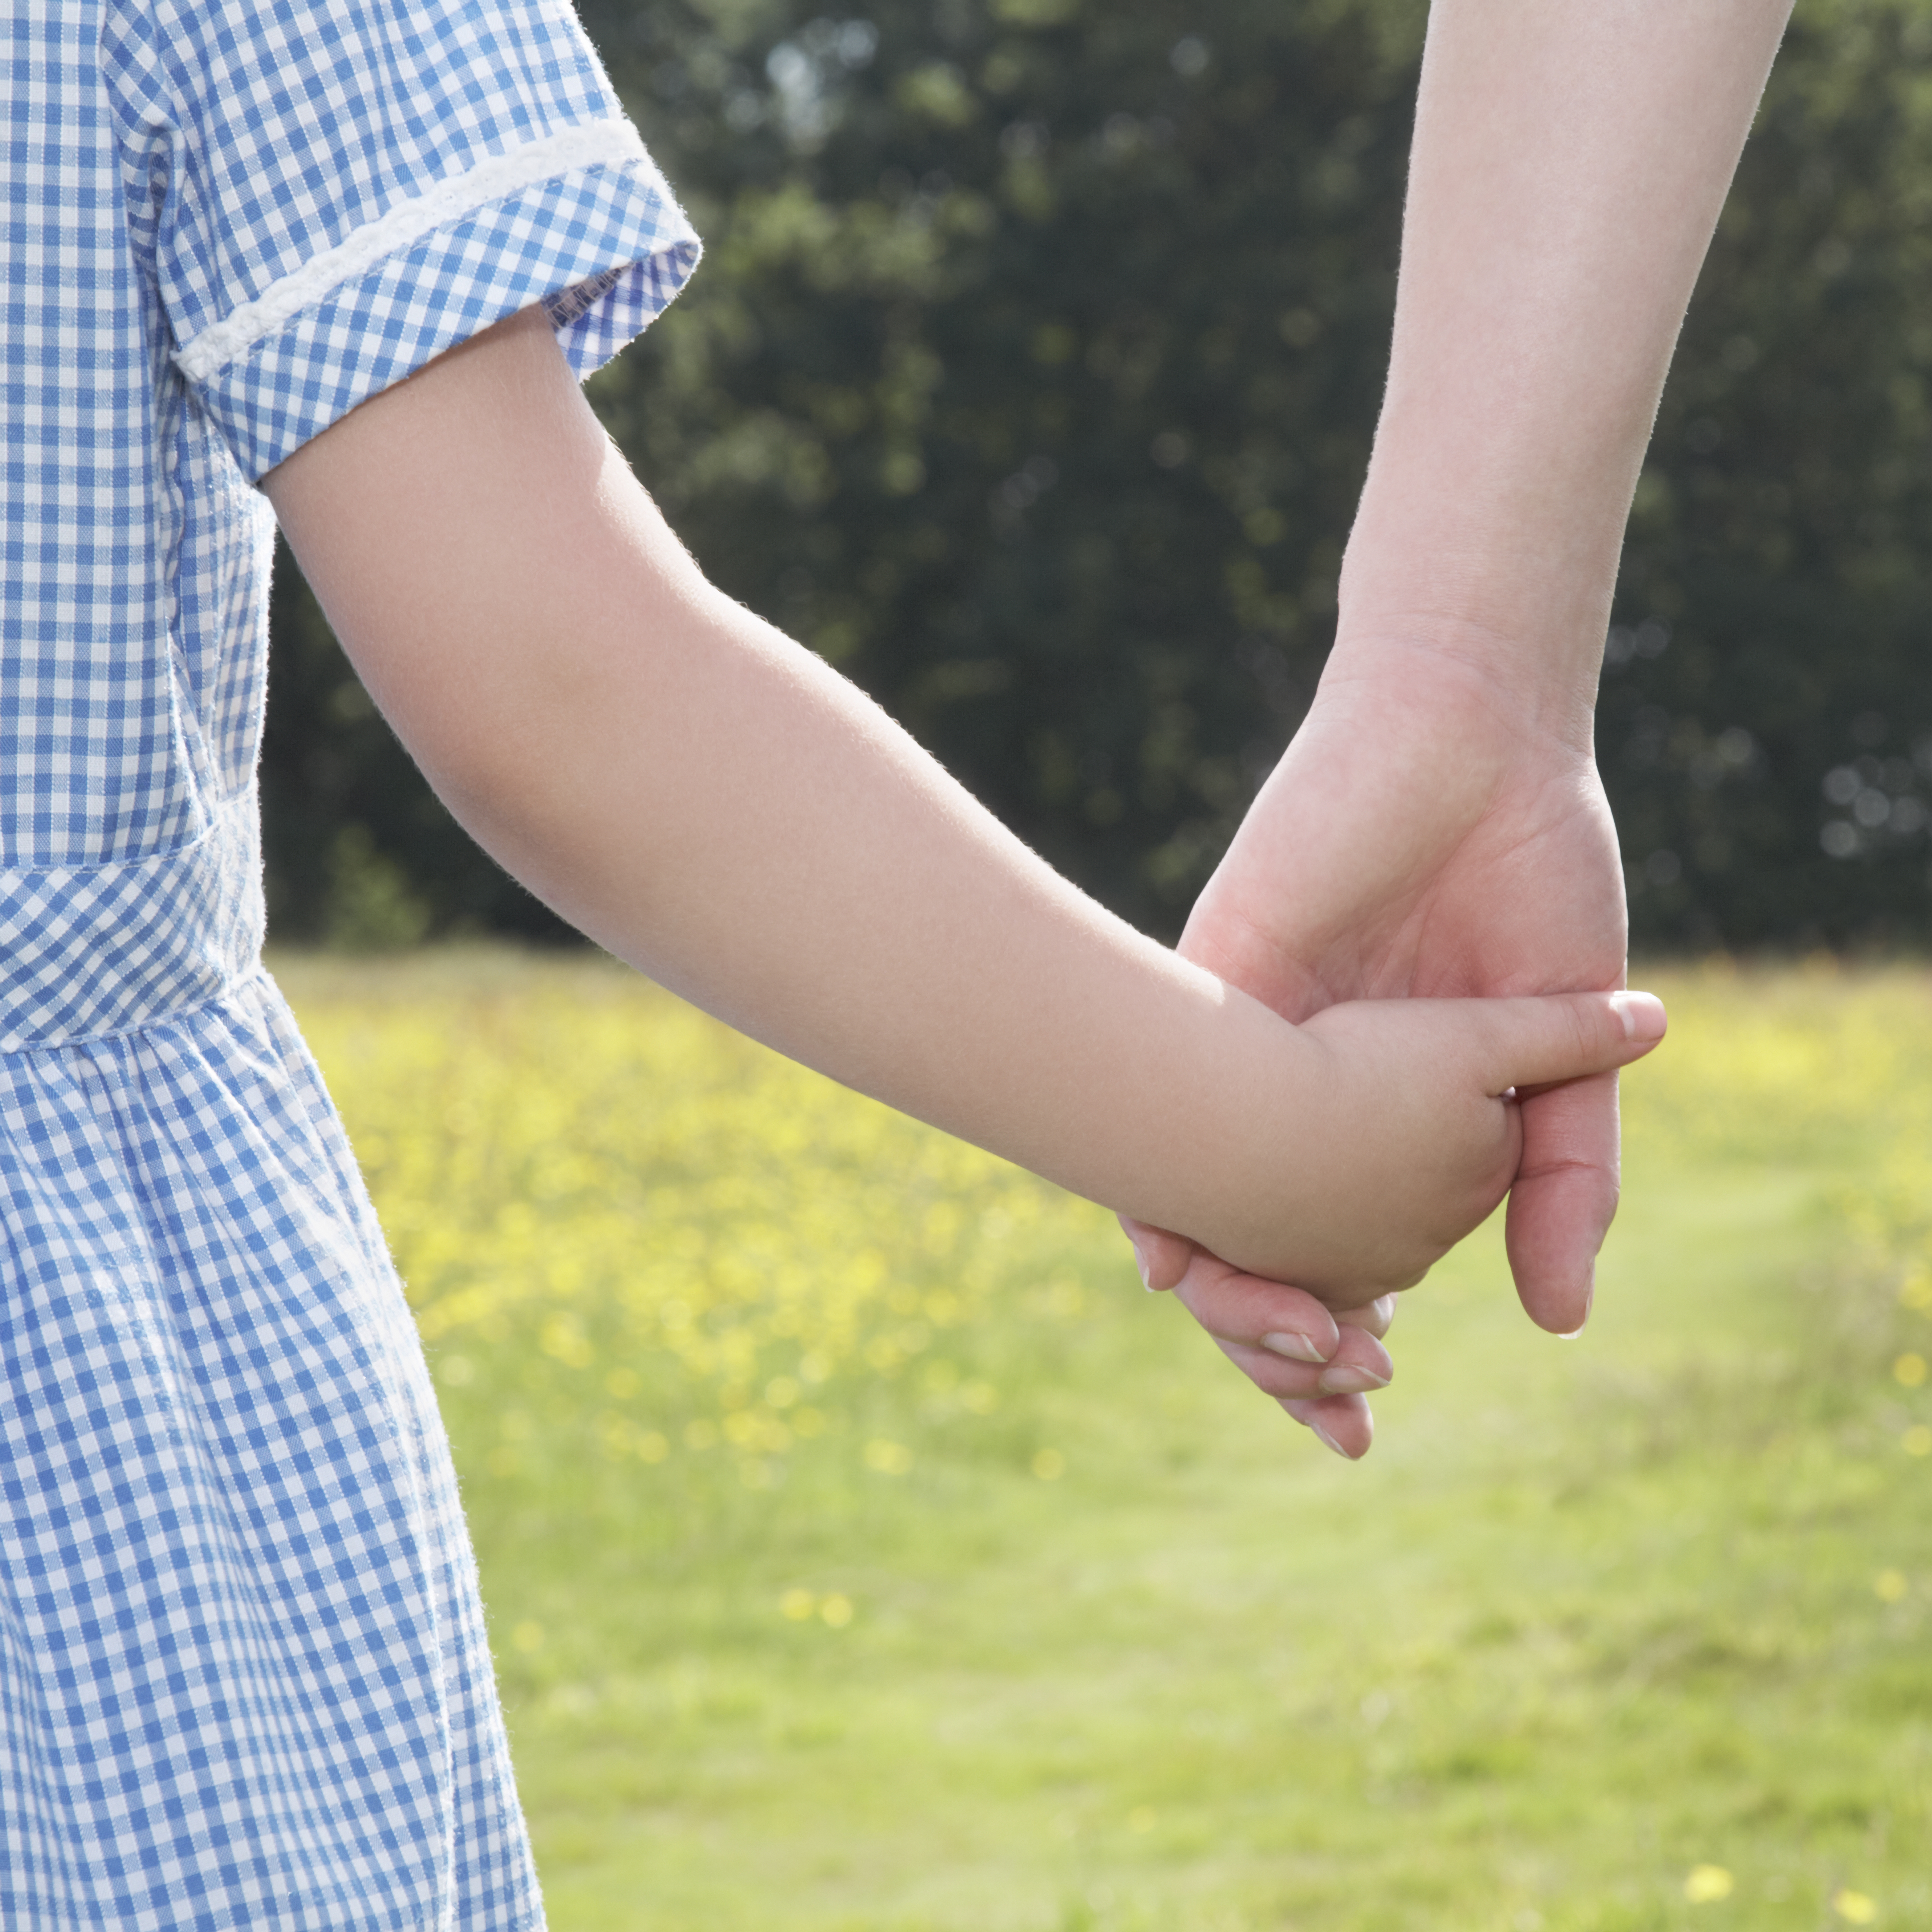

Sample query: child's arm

[262,308,1663,1308]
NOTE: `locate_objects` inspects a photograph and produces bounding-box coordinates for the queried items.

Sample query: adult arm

[1148,0,1795,1454]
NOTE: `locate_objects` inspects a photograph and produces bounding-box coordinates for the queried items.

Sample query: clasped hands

[1125,632,1632,1459]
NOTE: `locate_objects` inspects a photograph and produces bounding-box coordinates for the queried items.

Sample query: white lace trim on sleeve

[174,119,651,382]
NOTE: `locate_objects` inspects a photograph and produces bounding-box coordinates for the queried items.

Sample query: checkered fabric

[0,1,698,1925]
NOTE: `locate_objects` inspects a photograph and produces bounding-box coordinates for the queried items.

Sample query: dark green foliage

[580,0,1424,931]
[263,0,1932,950]
[1606,0,1932,948]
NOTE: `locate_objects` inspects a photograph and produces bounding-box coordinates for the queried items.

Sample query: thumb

[1475,989,1667,1095]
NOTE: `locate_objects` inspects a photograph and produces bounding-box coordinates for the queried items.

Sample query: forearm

[448,568,1313,1252]
[1339,0,1792,720]
[264,315,1326,1274]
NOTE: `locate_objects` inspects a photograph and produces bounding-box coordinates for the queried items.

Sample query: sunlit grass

[276,950,1932,1932]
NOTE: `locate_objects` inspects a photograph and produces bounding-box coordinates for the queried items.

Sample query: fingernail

[1318,1364,1390,1396]
[1261,1330,1328,1365]
[1556,1275,1596,1340]
[1609,990,1666,1041]
[1308,1420,1351,1459]
[1129,1239,1153,1291]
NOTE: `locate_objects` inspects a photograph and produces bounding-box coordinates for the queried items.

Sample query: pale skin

[1131,0,1798,1455]
[263,309,1664,1319]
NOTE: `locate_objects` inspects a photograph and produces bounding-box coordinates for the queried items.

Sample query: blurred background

[268,0,1932,957]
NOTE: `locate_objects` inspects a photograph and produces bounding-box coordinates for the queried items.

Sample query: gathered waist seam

[0,964,274,1060]
[0,791,267,1052]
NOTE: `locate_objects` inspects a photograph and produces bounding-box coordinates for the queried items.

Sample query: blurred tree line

[264,0,1932,951]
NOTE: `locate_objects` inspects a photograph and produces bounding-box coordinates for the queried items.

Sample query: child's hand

[1183,988,1665,1311]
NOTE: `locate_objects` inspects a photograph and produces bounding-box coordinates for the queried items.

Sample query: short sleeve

[118,0,701,480]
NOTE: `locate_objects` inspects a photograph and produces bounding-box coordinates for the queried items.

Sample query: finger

[1283,1392,1374,1460]
[1116,1215,1193,1293]
[1170,1251,1344,1364]
[1212,1320,1393,1400]
[1474,988,1666,1094]
[1504,1069,1619,1334]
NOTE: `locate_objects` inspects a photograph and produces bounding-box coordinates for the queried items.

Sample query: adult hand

[1118,0,1790,1455]
[1130,626,1627,1458]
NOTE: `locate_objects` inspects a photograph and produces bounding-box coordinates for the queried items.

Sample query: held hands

[1129,639,1631,1456]
[1187,984,1663,1309]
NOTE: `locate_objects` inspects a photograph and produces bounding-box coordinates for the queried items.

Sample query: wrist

[1316,613,1603,768]
[1333,484,1623,749]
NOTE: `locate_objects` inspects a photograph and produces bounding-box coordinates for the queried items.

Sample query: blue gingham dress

[0,2,697,1924]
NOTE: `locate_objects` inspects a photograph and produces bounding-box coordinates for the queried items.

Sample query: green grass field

[276,952,1932,1932]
